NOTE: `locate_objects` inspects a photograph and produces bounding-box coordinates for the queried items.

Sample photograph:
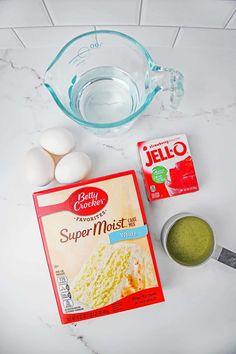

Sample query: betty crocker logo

[68,187,108,216]
[143,141,187,167]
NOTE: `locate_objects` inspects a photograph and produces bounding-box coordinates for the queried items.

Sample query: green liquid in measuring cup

[167,216,214,266]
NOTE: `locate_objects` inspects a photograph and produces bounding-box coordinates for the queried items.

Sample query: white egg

[40,127,75,155]
[24,148,55,187]
[55,151,91,184]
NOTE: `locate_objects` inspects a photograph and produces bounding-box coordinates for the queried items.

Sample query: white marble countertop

[1,45,236,354]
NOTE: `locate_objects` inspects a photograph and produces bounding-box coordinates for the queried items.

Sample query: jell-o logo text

[143,141,187,167]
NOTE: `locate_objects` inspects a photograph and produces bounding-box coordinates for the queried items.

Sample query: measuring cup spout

[150,65,184,109]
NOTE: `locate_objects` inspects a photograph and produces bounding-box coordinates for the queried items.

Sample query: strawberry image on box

[138,134,199,201]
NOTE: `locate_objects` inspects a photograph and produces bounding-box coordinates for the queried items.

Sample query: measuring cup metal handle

[151,66,184,109]
[212,244,236,269]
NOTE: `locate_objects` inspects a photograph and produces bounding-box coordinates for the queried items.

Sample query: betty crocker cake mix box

[33,170,164,324]
[138,134,199,201]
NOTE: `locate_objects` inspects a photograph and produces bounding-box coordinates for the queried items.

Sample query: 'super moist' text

[60,218,127,243]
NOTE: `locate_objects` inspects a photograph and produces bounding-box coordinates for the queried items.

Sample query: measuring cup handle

[212,244,236,269]
[151,66,184,109]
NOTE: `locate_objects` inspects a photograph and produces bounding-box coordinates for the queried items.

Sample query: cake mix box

[33,170,164,324]
[138,134,199,201]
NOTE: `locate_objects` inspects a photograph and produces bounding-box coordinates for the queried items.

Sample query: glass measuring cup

[45,30,184,136]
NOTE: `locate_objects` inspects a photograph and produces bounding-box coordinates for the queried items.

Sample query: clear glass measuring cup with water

[45,30,184,136]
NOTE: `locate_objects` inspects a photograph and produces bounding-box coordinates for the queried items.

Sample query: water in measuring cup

[70,66,140,124]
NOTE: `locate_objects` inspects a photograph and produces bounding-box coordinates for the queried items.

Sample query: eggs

[40,127,75,155]
[55,152,91,184]
[24,127,92,187]
[24,148,54,186]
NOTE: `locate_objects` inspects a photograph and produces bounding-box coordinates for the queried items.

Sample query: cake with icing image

[71,242,158,309]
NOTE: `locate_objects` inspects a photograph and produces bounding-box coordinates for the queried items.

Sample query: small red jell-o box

[137,134,199,201]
